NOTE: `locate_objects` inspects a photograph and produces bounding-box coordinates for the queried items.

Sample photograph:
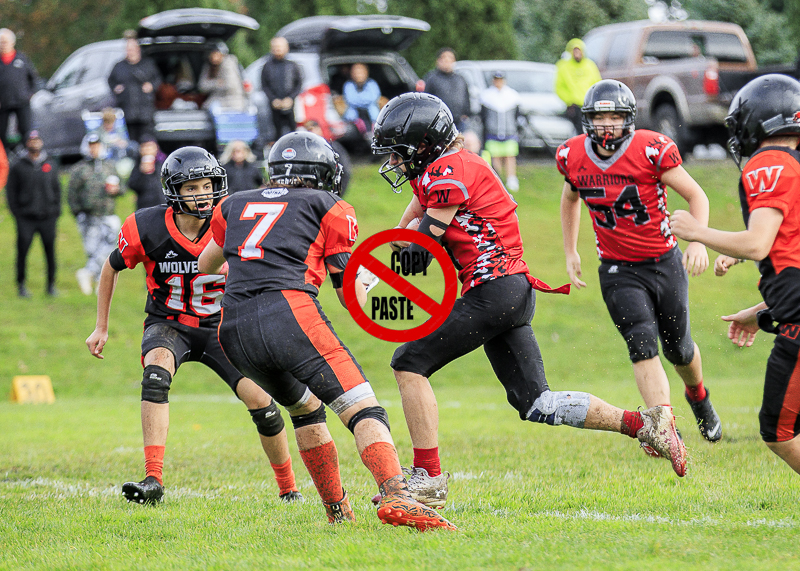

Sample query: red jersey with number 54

[210,186,357,306]
[117,205,226,325]
[556,130,682,261]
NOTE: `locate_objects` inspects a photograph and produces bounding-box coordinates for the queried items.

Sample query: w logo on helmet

[746,165,784,195]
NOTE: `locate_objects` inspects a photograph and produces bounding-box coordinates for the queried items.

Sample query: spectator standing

[423,48,470,131]
[6,131,61,297]
[555,38,602,135]
[108,31,162,143]
[260,37,303,141]
[127,135,166,210]
[69,134,124,295]
[219,140,262,193]
[343,63,381,127]
[198,44,247,112]
[0,28,40,152]
[480,71,521,191]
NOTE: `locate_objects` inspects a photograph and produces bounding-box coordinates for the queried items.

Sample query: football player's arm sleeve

[108,248,127,272]
[117,216,146,269]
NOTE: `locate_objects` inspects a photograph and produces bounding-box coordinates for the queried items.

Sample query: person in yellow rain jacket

[555,38,602,134]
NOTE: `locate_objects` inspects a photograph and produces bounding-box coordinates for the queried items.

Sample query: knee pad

[249,402,285,437]
[347,406,390,434]
[290,403,327,430]
[141,365,172,404]
[526,390,590,428]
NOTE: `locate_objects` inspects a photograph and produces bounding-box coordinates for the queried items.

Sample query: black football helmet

[372,93,458,191]
[268,131,343,194]
[581,80,636,151]
[726,74,800,168]
[161,146,228,218]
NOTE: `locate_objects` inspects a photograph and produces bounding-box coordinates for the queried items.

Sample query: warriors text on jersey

[117,205,225,326]
[739,147,800,324]
[210,186,357,305]
[411,149,529,294]
[556,130,682,261]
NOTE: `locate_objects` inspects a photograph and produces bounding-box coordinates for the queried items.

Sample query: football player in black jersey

[86,147,302,505]
[198,131,456,530]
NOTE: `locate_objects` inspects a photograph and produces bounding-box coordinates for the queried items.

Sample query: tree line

[5,0,799,79]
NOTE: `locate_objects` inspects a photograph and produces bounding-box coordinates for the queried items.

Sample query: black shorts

[760,324,800,442]
[141,317,244,393]
[391,273,549,419]
[598,247,695,365]
[218,290,371,412]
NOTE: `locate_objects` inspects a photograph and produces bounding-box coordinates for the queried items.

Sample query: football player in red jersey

[85,147,302,505]
[557,80,722,452]
[197,131,456,530]
[370,93,688,508]
[671,74,800,474]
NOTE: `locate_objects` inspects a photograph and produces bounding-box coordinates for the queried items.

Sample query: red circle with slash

[344,229,458,342]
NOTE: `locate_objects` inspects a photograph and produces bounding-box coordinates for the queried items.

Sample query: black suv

[30,8,259,159]
[243,15,429,150]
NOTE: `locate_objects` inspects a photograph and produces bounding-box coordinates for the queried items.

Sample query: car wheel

[653,104,690,158]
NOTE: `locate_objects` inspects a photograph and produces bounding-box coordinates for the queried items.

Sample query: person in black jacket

[0,29,40,152]
[127,135,166,210]
[260,37,303,141]
[108,31,162,143]
[423,48,470,131]
[219,140,262,193]
[6,131,61,297]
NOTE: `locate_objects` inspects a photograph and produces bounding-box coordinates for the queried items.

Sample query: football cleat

[377,495,458,531]
[122,476,164,505]
[376,475,456,531]
[402,466,450,509]
[640,428,682,458]
[323,491,355,524]
[685,390,722,442]
[636,406,687,477]
[279,490,304,504]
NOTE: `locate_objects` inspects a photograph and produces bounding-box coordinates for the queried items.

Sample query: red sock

[360,442,402,487]
[144,445,165,485]
[299,441,344,504]
[271,458,298,496]
[685,381,707,403]
[412,447,441,477]
[620,411,644,438]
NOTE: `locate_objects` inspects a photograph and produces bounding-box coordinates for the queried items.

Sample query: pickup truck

[583,20,760,155]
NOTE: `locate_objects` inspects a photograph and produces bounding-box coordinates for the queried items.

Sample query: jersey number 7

[238,202,288,260]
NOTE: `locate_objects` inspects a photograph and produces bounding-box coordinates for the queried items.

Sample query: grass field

[1,158,798,570]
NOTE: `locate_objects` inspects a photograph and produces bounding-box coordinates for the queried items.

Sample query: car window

[49,53,88,91]
[84,51,115,82]
[702,32,748,63]
[644,31,748,63]
[481,68,554,94]
[606,32,632,68]
[583,33,608,67]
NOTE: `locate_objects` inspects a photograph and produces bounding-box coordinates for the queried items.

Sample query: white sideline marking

[1,478,797,528]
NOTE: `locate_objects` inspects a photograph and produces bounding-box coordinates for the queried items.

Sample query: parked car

[243,15,429,152]
[453,60,576,151]
[30,8,259,159]
[582,20,759,154]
